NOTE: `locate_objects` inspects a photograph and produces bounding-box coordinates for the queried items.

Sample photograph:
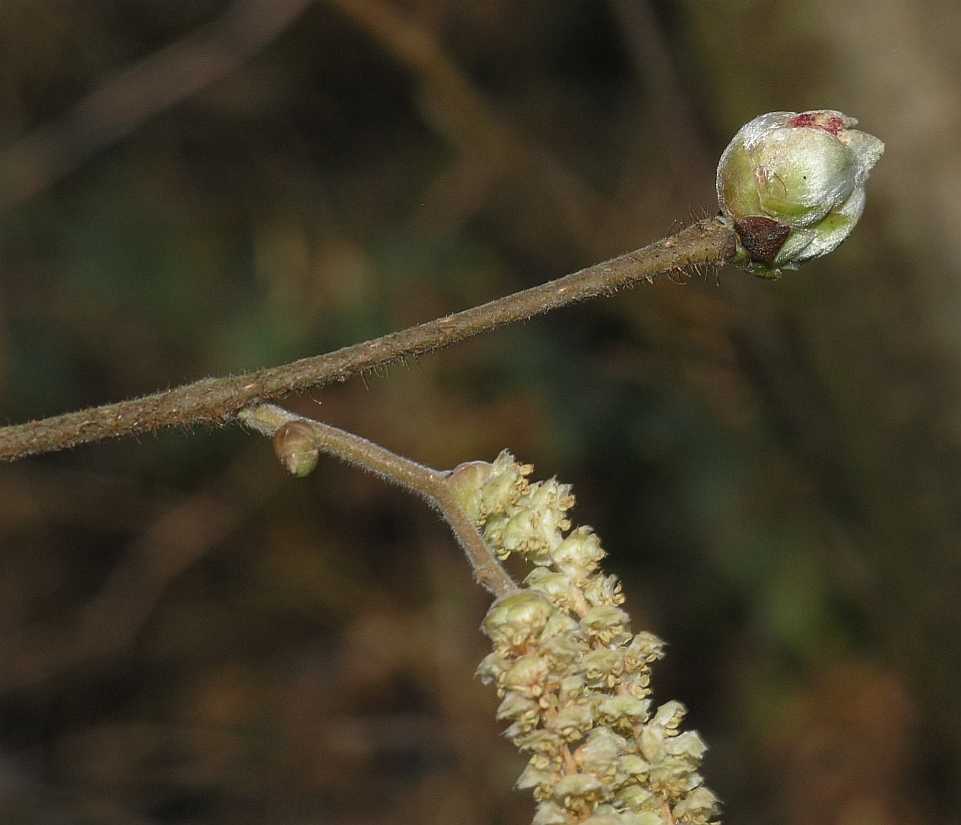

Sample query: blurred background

[1,1,959,823]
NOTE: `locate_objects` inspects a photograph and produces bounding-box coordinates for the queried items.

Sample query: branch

[0,0,313,213]
[0,217,737,462]
[239,403,517,597]
[327,0,607,250]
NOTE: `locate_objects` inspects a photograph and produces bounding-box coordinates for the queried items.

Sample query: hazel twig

[239,403,517,597]
[0,217,737,463]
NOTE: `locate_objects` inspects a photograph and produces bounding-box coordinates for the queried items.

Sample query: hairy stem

[0,217,737,462]
[240,404,517,597]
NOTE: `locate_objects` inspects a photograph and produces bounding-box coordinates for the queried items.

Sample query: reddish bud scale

[788,112,845,135]
[734,216,791,265]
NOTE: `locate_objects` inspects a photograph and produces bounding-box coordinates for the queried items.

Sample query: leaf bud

[716,110,883,276]
[272,421,320,477]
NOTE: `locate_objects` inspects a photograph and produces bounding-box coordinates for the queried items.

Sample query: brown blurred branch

[0,217,737,462]
[0,445,277,691]
[606,0,714,191]
[0,0,313,212]
[327,0,607,251]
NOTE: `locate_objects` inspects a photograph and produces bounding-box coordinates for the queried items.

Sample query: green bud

[717,110,884,277]
[272,421,319,477]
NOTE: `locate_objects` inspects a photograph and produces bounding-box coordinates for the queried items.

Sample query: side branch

[240,404,517,597]
[0,217,737,462]
[0,0,314,212]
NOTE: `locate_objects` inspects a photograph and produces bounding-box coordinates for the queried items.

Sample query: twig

[0,446,277,692]
[239,403,517,596]
[0,0,313,213]
[0,216,737,462]
[327,0,607,251]
[606,0,714,191]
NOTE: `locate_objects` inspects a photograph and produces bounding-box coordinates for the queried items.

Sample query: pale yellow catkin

[447,451,720,825]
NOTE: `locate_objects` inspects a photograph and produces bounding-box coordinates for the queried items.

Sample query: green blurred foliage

[1,2,959,824]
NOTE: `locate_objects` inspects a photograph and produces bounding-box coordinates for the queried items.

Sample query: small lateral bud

[272,421,320,477]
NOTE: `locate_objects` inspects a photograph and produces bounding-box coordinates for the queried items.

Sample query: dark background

[1,2,958,824]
